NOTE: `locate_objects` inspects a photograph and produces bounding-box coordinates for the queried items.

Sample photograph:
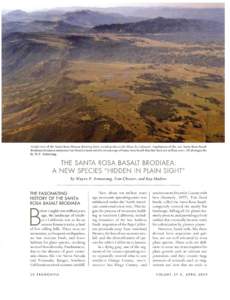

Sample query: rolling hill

[93,17,224,34]
[2,20,85,36]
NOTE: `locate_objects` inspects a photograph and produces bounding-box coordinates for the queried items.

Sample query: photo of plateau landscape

[2,3,225,142]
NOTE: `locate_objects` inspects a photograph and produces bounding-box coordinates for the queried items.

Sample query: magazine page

[0,0,229,299]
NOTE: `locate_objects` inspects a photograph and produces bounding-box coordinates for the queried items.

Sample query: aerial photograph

[2,2,225,142]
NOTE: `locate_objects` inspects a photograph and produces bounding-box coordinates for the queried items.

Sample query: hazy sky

[1,1,225,11]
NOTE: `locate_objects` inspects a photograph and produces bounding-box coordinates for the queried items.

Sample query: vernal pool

[97,90,130,101]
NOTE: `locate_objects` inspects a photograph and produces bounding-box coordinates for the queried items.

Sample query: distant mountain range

[93,17,224,34]
[99,6,225,23]
[2,9,144,27]
[2,9,64,22]
[2,9,30,22]
[2,6,224,23]
[2,8,224,37]
[62,10,143,27]
[2,8,225,74]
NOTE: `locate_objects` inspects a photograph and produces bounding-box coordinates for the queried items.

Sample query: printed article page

[0,1,229,300]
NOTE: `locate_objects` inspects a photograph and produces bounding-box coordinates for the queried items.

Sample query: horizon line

[2,3,225,13]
